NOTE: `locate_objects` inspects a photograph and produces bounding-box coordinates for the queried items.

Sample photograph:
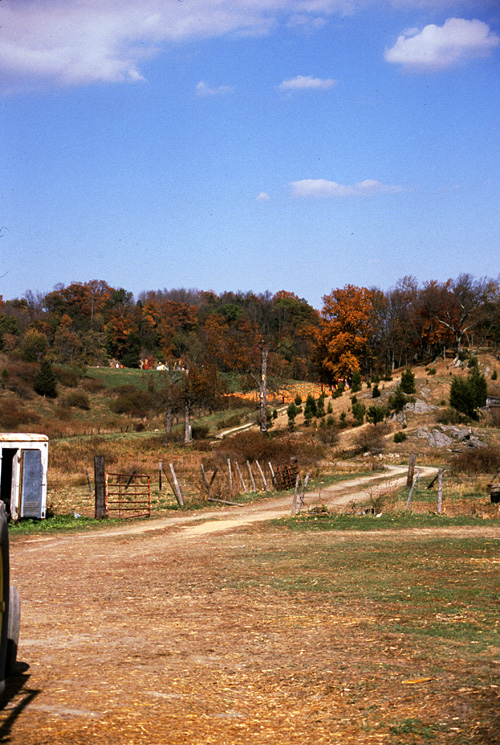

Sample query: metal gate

[105,472,151,518]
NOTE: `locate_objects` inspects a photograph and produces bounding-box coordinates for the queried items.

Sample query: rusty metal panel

[105,473,151,519]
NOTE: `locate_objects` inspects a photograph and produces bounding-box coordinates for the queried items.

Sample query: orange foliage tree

[315,284,374,383]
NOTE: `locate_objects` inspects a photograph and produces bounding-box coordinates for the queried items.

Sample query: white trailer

[0,434,49,521]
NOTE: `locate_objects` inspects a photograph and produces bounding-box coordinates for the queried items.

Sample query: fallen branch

[208,497,241,506]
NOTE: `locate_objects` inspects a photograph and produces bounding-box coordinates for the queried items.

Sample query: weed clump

[110,389,154,416]
[63,391,91,410]
[451,447,500,475]
[354,424,388,454]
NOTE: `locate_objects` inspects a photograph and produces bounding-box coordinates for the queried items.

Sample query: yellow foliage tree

[316,284,374,382]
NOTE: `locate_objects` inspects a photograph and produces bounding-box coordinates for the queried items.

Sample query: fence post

[407,454,416,488]
[227,459,233,492]
[201,464,209,494]
[247,460,256,492]
[256,460,269,491]
[236,462,247,493]
[437,468,443,514]
[169,463,184,507]
[94,455,106,519]
[405,468,421,510]
[291,473,301,515]
[159,461,162,491]
[296,472,310,514]
[268,461,275,485]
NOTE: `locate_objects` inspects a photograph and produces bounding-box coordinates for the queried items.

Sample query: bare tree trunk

[259,347,269,434]
[165,405,172,434]
[184,401,191,444]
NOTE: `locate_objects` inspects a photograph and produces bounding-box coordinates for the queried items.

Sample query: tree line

[0,273,499,387]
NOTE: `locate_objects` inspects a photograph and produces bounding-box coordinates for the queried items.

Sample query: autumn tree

[431,274,497,354]
[315,285,374,384]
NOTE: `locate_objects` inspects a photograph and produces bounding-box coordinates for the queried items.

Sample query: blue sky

[1,0,499,309]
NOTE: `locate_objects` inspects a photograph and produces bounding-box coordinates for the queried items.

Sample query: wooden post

[94,455,106,520]
[291,473,300,515]
[296,472,310,514]
[268,461,275,484]
[405,468,421,509]
[247,460,256,492]
[256,460,269,491]
[437,468,443,514]
[407,454,417,488]
[227,459,233,493]
[169,463,184,507]
[159,461,162,491]
[201,464,209,494]
[235,462,247,492]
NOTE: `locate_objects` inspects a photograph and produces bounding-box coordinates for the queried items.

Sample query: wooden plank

[256,460,269,491]
[247,460,256,492]
[236,462,247,493]
[169,463,184,507]
[296,472,310,514]
[94,455,106,520]
[407,454,416,488]
[437,468,443,514]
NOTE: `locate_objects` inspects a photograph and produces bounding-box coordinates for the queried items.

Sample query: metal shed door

[21,450,43,518]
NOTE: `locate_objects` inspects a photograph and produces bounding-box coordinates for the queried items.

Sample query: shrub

[63,391,91,410]
[287,401,298,428]
[54,366,81,388]
[372,384,381,399]
[191,424,210,440]
[294,394,302,406]
[315,426,339,445]
[7,380,33,400]
[110,389,154,416]
[304,394,317,419]
[437,407,462,425]
[492,369,498,381]
[19,329,48,362]
[393,431,407,443]
[366,404,386,425]
[451,447,500,475]
[34,360,58,398]
[426,367,437,376]
[0,400,40,429]
[350,371,362,393]
[339,412,347,428]
[450,366,486,419]
[354,424,387,454]
[351,401,365,426]
[215,430,322,466]
[383,371,392,381]
[326,415,335,427]
[400,368,416,394]
[327,401,333,414]
[0,368,9,388]
[82,377,105,393]
[388,384,407,414]
[316,395,325,418]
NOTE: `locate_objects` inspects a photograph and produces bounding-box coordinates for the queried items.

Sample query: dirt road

[8,465,489,745]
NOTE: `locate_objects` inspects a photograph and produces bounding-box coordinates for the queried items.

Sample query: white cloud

[278,75,338,91]
[195,81,233,97]
[256,192,271,201]
[385,18,500,72]
[290,178,403,197]
[3,2,494,91]
[0,0,370,92]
